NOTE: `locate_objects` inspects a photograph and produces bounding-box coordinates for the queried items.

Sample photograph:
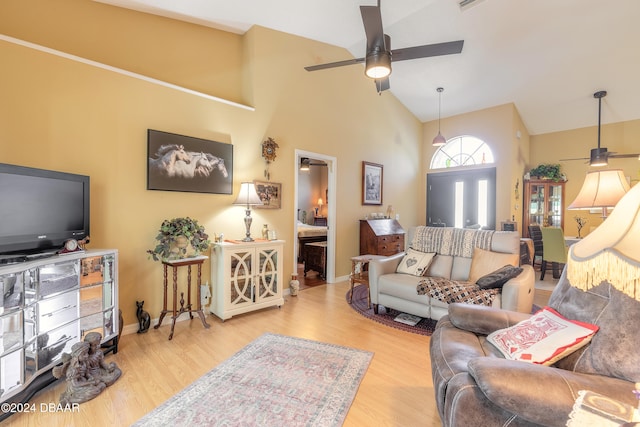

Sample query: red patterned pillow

[417,277,499,306]
[487,306,599,365]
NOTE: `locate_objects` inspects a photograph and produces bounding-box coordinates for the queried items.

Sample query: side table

[155,255,211,340]
[349,254,386,309]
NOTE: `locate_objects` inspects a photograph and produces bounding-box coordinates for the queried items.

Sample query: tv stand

[0,249,119,419]
[0,250,59,265]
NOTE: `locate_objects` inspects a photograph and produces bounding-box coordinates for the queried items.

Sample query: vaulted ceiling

[97,0,640,135]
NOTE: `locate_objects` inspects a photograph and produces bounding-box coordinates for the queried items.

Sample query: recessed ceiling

[96,0,640,135]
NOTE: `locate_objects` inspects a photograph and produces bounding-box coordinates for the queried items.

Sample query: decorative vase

[262,224,269,240]
[290,274,300,296]
[170,235,189,258]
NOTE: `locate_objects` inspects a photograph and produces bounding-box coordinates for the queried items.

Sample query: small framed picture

[254,180,282,209]
[362,161,383,205]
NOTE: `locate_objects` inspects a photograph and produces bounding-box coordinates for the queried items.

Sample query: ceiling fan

[304,1,464,93]
[560,90,640,166]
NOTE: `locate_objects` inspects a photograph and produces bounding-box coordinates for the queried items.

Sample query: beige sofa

[368,226,535,320]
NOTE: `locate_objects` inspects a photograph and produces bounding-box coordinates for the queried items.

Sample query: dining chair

[540,227,568,280]
[527,225,544,269]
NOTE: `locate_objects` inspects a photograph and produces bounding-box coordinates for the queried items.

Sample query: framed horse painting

[147,129,233,194]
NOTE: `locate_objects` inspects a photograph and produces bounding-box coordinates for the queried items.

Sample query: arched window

[430,135,494,169]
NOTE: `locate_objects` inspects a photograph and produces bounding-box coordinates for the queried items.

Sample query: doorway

[427,168,496,229]
[293,150,337,285]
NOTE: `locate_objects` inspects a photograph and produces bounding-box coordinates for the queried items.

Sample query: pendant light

[432,87,446,147]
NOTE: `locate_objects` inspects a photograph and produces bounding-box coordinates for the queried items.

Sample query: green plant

[529,164,564,182]
[147,217,210,261]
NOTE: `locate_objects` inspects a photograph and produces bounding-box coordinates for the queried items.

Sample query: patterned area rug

[133,333,373,427]
[347,285,438,336]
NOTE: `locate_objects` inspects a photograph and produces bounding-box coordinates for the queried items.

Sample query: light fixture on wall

[432,87,446,147]
[232,182,263,241]
[568,169,630,218]
[300,158,328,171]
[567,181,640,301]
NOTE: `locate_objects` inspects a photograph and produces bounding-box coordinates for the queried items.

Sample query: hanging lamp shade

[432,87,446,147]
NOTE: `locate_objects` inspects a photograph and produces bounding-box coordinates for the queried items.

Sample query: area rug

[133,333,373,427]
[346,285,438,336]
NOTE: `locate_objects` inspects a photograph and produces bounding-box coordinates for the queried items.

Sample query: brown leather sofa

[429,268,640,426]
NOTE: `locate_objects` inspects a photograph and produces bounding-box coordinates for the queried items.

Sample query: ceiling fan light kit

[590,147,608,167]
[365,49,391,79]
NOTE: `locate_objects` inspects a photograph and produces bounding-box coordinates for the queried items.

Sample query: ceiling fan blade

[360,5,385,51]
[609,153,640,159]
[559,157,589,161]
[374,77,390,93]
[304,57,365,72]
[391,40,464,62]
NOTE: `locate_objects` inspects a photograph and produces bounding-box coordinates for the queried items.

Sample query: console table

[155,256,210,340]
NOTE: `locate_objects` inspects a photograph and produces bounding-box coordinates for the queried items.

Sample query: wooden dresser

[359,219,405,256]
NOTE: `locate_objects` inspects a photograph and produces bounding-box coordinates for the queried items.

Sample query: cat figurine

[136,300,151,333]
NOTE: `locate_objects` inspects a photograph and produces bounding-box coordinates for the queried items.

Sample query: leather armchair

[430,268,640,427]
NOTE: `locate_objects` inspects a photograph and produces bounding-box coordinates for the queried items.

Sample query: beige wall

[0,1,422,326]
[530,119,640,237]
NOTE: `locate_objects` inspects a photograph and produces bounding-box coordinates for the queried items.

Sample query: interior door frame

[293,149,337,283]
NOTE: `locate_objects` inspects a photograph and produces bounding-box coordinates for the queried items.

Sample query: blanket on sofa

[411,227,494,257]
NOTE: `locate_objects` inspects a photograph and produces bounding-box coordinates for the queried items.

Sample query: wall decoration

[254,180,282,209]
[362,161,383,205]
[147,129,233,194]
[261,137,279,180]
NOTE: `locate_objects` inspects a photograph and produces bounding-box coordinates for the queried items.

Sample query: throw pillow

[417,277,499,306]
[468,247,519,284]
[396,249,436,276]
[476,265,523,289]
[487,306,599,365]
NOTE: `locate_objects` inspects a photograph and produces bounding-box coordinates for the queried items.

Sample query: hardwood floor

[5,281,553,427]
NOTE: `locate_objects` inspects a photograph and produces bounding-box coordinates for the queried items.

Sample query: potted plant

[528,164,566,182]
[147,217,211,261]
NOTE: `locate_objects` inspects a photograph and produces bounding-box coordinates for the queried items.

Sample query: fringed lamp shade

[567,182,640,301]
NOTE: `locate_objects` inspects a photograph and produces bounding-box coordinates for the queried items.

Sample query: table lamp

[567,182,640,300]
[317,198,323,216]
[232,182,263,241]
[568,169,630,218]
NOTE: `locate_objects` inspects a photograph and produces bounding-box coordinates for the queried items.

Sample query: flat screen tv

[0,163,90,260]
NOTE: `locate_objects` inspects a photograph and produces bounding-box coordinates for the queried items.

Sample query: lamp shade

[432,131,446,147]
[568,182,640,300]
[568,169,630,216]
[232,182,262,207]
